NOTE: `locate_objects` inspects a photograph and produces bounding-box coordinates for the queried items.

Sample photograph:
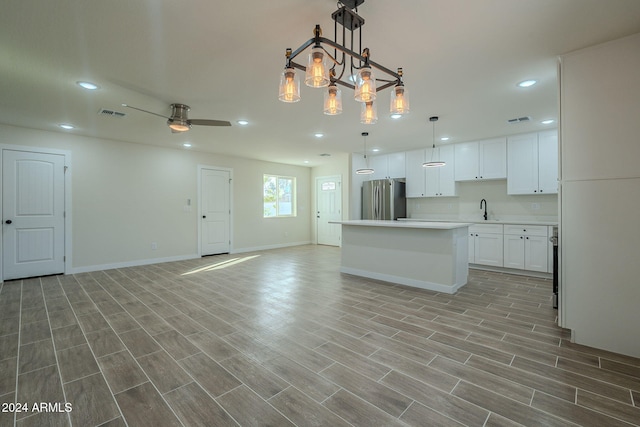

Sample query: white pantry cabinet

[503,225,548,272]
[469,224,504,267]
[507,130,558,195]
[369,152,406,180]
[454,138,507,181]
[406,146,456,197]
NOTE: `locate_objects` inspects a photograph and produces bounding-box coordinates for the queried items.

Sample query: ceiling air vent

[98,108,127,118]
[507,116,531,124]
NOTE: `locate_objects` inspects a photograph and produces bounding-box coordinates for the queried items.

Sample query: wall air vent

[98,108,127,118]
[507,116,531,124]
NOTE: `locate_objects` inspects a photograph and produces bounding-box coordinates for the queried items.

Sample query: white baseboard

[69,253,200,274]
[231,241,312,254]
[340,266,465,295]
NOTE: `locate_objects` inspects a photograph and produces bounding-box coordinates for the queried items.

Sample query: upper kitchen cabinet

[454,138,507,181]
[369,152,406,180]
[507,130,558,195]
[406,146,457,198]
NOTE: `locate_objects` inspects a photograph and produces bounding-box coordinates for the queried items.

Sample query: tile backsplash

[407,180,558,222]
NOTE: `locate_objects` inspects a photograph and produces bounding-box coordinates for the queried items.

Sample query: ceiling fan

[122,103,231,132]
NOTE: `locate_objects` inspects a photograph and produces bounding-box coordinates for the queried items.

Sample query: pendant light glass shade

[323,83,343,115]
[355,131,374,174]
[390,84,410,115]
[278,67,301,103]
[305,47,330,88]
[354,65,376,102]
[360,101,378,124]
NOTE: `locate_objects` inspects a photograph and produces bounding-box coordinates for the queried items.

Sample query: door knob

[202,215,206,219]
[5,220,11,224]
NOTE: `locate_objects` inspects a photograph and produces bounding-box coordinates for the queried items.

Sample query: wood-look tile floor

[1,244,639,427]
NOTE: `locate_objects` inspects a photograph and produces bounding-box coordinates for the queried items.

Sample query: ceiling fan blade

[121,104,170,119]
[189,119,232,127]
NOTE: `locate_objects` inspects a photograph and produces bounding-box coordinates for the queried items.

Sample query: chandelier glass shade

[278,67,301,103]
[305,47,330,88]
[323,83,343,115]
[278,0,407,122]
[390,84,410,115]
[360,101,378,124]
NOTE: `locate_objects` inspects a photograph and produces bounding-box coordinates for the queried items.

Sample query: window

[263,175,296,217]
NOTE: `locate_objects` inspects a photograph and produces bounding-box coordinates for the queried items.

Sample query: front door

[200,168,231,255]
[2,149,65,280]
[316,176,342,246]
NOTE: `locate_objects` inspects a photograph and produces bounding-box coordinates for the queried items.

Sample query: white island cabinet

[331,220,471,294]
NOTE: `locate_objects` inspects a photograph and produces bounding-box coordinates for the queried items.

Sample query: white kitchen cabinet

[469,224,504,267]
[454,138,507,181]
[369,152,406,180]
[507,131,558,195]
[405,146,456,197]
[503,225,548,272]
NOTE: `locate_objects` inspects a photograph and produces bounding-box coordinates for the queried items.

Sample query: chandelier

[278,0,409,124]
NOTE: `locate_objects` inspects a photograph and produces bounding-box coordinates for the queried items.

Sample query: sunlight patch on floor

[181,255,261,275]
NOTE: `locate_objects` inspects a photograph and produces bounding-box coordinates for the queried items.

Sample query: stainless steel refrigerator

[362,179,406,220]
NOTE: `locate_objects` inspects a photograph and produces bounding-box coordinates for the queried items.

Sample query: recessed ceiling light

[440,137,450,141]
[183,143,192,148]
[77,81,99,90]
[237,120,249,126]
[304,160,310,164]
[517,80,537,88]
[390,114,402,119]
[58,123,75,130]
[372,148,380,152]
[314,133,324,138]
[541,119,555,125]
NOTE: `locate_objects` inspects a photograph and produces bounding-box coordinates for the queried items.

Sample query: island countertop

[330,220,472,230]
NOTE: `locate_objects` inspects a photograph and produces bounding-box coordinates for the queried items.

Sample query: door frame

[0,144,72,282]
[315,174,342,246]
[197,164,233,256]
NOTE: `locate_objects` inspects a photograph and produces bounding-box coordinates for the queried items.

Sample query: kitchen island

[331,220,472,294]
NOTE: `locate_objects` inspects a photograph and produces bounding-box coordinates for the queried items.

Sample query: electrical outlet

[531,203,540,210]
[151,242,157,250]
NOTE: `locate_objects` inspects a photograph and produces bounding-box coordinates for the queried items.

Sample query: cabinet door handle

[520,236,523,239]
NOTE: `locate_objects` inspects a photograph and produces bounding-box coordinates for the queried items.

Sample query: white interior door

[316,176,342,246]
[200,168,231,255]
[2,150,65,280]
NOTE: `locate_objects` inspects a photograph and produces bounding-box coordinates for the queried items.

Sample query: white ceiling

[1,0,639,166]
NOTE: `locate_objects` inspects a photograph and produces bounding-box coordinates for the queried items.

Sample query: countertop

[330,220,472,230]
[398,218,558,226]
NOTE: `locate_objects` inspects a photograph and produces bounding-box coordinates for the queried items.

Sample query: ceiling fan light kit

[278,0,409,123]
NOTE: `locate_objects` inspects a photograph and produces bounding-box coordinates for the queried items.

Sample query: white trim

[340,266,466,294]
[69,253,199,275]
[231,241,312,254]
[0,144,72,283]
[197,164,234,256]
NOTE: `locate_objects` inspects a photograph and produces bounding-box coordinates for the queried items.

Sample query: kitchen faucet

[480,199,488,221]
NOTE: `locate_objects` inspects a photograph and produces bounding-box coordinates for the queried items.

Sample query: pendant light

[355,132,374,174]
[423,116,446,168]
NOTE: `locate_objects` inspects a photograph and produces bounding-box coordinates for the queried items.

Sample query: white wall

[0,124,311,273]
[408,180,558,222]
[559,33,640,357]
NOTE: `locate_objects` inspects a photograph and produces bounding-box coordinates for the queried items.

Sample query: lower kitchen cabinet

[503,225,548,272]
[469,224,504,267]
